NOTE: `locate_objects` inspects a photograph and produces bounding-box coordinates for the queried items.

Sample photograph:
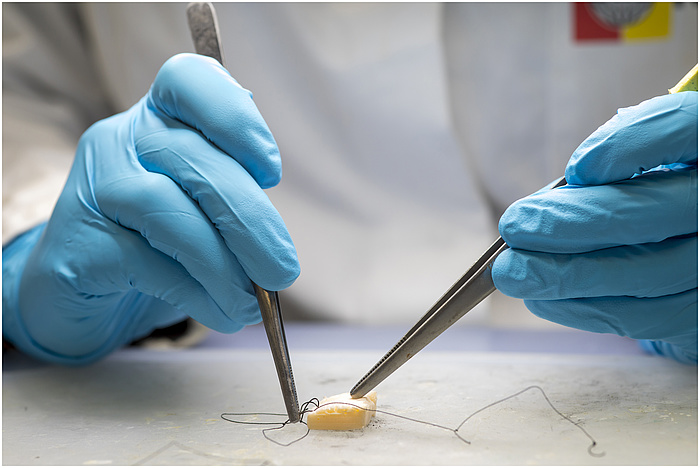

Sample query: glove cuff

[3,223,122,365]
[3,223,47,359]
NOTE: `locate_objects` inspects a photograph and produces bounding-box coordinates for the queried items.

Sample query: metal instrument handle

[185,1,300,423]
[350,176,567,398]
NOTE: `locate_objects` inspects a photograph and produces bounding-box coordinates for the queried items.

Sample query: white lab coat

[3,3,698,325]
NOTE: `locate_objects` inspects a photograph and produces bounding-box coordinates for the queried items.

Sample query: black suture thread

[220,385,605,457]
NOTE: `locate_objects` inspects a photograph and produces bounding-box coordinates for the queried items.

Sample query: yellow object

[622,2,670,42]
[669,64,698,94]
[307,391,378,430]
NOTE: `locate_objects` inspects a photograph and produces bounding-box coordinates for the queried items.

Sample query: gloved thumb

[565,92,698,186]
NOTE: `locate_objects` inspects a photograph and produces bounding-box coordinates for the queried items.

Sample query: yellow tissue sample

[307,391,378,430]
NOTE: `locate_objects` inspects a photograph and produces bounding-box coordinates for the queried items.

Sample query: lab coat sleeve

[442,3,698,219]
[2,3,113,243]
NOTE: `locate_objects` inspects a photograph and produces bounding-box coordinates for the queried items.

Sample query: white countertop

[3,324,697,465]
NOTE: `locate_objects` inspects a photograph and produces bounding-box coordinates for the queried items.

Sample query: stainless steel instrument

[350,177,568,399]
[186,2,300,423]
[350,62,698,399]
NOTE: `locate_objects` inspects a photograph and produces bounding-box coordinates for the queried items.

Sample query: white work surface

[3,324,697,466]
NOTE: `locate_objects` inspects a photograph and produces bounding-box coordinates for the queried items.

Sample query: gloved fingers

[493,235,698,300]
[148,53,282,189]
[565,92,698,186]
[101,226,260,333]
[94,170,264,328]
[533,177,565,195]
[17,220,257,362]
[523,288,697,346]
[499,167,697,253]
[123,292,190,342]
[134,126,300,291]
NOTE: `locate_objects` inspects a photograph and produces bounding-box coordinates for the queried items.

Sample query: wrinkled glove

[2,53,300,365]
[493,92,698,364]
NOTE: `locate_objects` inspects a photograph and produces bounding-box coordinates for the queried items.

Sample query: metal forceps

[186,2,300,423]
[350,177,567,398]
[350,61,700,398]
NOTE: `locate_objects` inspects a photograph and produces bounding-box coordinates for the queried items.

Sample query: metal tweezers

[186,2,300,423]
[349,62,700,399]
[350,177,568,398]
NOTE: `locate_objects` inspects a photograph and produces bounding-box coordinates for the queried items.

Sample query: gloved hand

[2,53,300,365]
[493,91,698,364]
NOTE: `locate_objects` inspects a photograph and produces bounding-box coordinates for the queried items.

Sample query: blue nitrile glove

[2,53,300,365]
[493,92,698,364]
